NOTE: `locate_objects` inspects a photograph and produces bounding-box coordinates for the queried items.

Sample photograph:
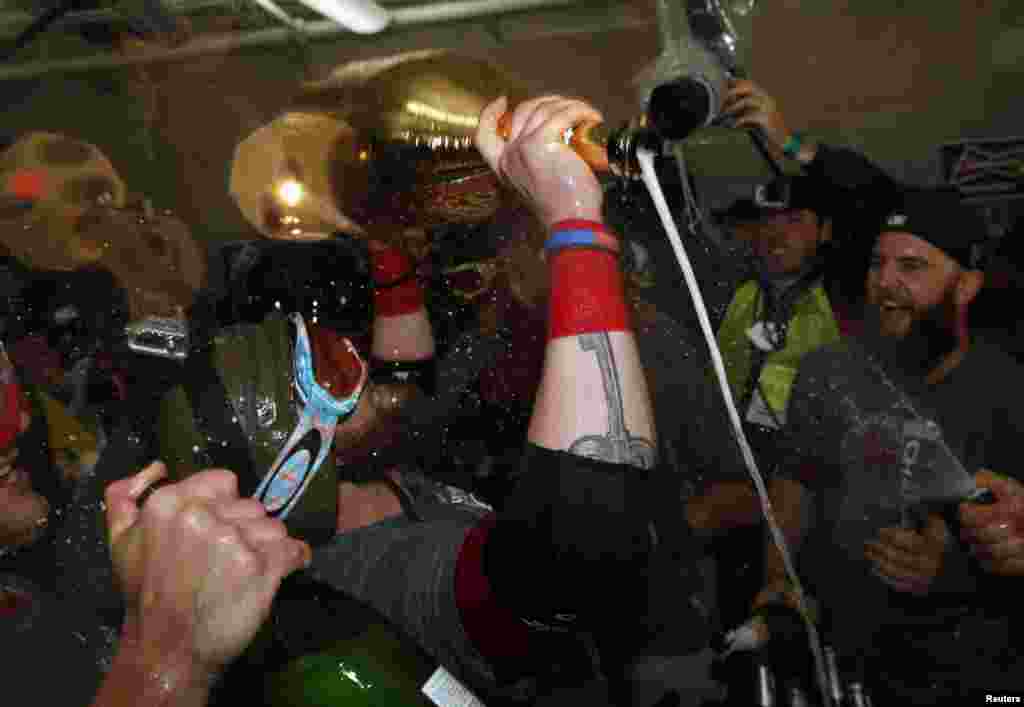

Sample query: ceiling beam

[0,0,652,80]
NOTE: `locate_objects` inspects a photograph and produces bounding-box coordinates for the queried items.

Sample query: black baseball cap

[876,187,987,269]
[718,176,838,224]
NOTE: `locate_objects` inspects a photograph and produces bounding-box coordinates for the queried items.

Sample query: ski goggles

[253,313,368,519]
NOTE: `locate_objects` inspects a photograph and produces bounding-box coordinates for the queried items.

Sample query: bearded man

[754,187,1024,704]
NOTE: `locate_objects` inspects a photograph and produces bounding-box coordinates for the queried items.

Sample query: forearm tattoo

[568,332,657,469]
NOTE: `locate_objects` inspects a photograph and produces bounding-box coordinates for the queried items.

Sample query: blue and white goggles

[253,313,367,519]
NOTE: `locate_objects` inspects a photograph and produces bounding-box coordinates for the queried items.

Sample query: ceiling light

[294,0,391,34]
[276,178,305,207]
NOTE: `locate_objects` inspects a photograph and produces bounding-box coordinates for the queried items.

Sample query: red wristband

[370,243,425,317]
[548,246,630,340]
[549,219,610,234]
[0,355,27,451]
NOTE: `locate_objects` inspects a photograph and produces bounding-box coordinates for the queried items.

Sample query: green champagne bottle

[264,572,487,707]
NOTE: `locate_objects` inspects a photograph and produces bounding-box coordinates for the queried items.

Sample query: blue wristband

[544,228,620,255]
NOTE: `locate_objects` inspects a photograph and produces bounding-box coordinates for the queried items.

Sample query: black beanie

[877,187,987,269]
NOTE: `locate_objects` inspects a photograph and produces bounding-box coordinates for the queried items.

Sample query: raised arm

[723,79,902,215]
[476,95,656,468]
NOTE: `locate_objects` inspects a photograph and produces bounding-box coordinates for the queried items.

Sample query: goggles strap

[253,314,367,519]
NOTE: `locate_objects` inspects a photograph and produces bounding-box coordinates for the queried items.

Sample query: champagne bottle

[264,572,487,707]
[823,645,844,707]
[784,683,811,707]
[495,111,660,178]
[827,649,874,707]
[843,682,873,707]
[718,603,806,657]
[717,603,820,707]
[753,660,777,707]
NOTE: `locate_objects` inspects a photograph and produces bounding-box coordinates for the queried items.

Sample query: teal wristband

[782,132,804,158]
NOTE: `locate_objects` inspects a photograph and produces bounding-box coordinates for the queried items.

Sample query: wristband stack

[544,219,621,256]
[545,219,629,340]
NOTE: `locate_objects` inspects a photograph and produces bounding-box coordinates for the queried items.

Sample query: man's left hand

[865,514,950,595]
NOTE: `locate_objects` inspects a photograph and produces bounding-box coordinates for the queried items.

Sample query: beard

[861,289,959,382]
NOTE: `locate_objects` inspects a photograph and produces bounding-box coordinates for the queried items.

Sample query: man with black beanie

[755,186,1024,704]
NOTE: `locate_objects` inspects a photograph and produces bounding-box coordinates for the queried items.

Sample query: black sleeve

[971,355,1024,607]
[483,444,708,653]
[805,143,901,196]
[982,352,1024,485]
[804,143,904,244]
[483,445,650,621]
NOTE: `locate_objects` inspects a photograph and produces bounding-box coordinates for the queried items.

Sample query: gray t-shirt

[778,338,1024,693]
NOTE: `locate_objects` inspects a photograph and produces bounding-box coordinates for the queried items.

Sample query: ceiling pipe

[0,0,580,80]
[0,0,227,32]
[296,0,390,34]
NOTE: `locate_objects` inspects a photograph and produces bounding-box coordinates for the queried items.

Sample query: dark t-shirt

[778,338,1024,694]
[0,574,112,705]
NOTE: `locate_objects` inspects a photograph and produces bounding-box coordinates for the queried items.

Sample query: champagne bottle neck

[755,661,777,707]
[495,110,662,179]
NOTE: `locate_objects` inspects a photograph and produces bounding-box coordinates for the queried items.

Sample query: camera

[754,180,792,210]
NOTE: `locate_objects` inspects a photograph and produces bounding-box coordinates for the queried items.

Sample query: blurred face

[866,231,962,341]
[0,358,47,550]
[332,382,423,470]
[736,209,824,275]
[74,203,203,321]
